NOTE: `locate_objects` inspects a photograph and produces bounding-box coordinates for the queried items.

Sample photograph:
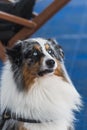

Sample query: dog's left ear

[48,38,64,60]
[6,41,23,66]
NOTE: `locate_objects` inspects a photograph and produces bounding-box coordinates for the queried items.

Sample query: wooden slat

[0,11,36,28]
[0,41,6,62]
[8,0,70,47]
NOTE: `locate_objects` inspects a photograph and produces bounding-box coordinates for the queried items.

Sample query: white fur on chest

[1,61,81,130]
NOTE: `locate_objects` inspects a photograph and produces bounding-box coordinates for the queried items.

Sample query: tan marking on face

[45,43,50,50]
[54,60,68,82]
[22,63,40,90]
[34,44,41,51]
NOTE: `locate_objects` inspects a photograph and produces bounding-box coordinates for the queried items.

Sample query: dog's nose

[46,59,55,68]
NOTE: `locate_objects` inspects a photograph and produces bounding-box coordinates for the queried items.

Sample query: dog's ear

[48,38,64,60]
[56,44,64,60]
[6,42,23,66]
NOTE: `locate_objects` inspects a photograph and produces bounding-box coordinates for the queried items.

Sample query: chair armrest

[0,11,36,28]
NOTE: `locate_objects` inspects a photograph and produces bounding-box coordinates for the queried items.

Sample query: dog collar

[1,110,72,130]
[2,109,41,123]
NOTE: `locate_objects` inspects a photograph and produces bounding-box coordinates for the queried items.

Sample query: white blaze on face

[30,38,57,71]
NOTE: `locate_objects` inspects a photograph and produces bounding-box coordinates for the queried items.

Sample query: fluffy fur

[1,38,82,130]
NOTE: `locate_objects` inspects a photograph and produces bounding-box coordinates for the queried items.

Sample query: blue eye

[48,49,53,54]
[33,51,38,56]
[48,50,52,54]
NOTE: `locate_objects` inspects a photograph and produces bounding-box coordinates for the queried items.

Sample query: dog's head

[6,38,65,90]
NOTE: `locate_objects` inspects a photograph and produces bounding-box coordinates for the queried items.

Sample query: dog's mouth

[38,69,53,76]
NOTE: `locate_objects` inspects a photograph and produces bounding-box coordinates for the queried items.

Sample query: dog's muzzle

[38,69,53,76]
[38,59,56,76]
[46,59,55,68]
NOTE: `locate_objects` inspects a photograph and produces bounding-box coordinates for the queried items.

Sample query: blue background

[0,0,87,129]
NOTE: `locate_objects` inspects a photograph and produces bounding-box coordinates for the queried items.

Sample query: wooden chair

[0,0,70,62]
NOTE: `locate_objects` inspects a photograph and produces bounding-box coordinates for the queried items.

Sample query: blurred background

[0,0,87,129]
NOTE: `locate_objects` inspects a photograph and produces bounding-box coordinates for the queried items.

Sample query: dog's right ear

[6,42,23,66]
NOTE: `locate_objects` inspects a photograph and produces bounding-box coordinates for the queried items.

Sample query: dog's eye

[33,51,38,56]
[48,49,54,55]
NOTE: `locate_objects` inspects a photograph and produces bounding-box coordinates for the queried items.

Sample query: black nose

[46,59,55,68]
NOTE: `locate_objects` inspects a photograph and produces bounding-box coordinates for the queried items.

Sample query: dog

[1,38,82,130]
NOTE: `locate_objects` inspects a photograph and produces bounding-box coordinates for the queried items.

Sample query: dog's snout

[46,59,55,68]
